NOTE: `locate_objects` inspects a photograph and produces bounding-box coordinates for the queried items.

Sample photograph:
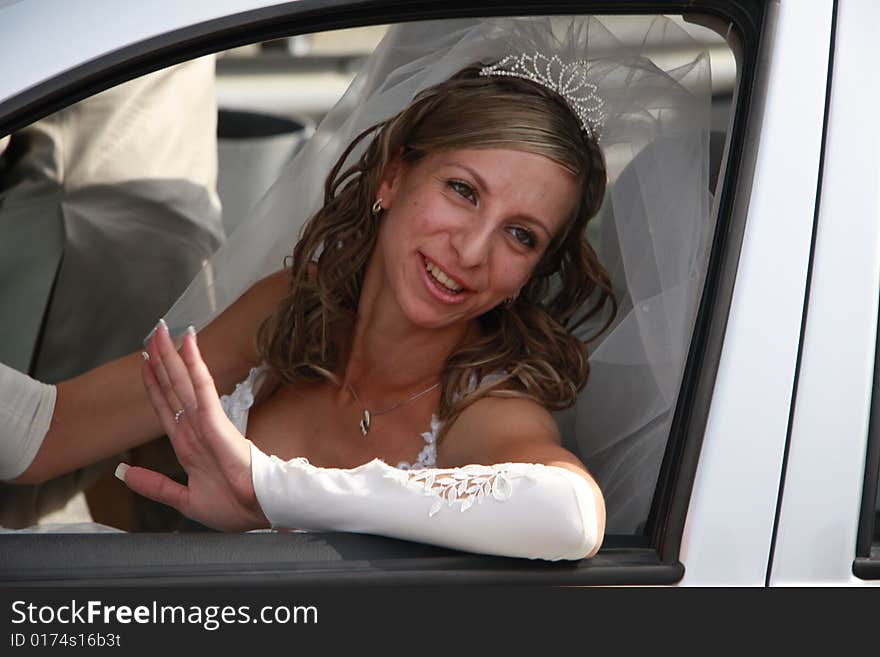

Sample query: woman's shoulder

[198,268,290,383]
[437,393,561,467]
[213,268,289,328]
[453,394,559,437]
[234,262,313,322]
[247,267,291,302]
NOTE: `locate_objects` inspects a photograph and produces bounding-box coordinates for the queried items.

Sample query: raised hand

[117,320,269,532]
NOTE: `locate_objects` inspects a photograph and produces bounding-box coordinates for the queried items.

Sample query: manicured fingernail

[114,463,129,482]
[142,318,166,347]
[141,351,150,361]
[158,318,168,333]
[186,325,197,341]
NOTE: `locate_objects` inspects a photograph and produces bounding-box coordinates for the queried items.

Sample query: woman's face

[371,147,579,330]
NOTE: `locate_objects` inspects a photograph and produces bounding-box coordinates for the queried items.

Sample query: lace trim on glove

[261,454,549,519]
[384,462,546,517]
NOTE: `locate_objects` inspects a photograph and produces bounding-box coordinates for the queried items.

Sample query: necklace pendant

[359,409,370,437]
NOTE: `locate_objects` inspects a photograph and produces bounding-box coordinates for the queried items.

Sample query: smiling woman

[0,14,714,561]
[253,61,613,458]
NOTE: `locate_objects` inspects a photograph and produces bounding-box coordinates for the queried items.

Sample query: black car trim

[856,281,880,567]
[0,534,681,587]
[854,270,880,553]
[854,552,880,579]
[647,1,765,561]
[763,0,838,585]
[0,0,765,586]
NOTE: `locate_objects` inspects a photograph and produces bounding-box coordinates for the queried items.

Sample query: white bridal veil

[162,15,713,535]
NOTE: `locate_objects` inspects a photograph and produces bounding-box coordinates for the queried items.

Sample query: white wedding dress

[219,364,508,470]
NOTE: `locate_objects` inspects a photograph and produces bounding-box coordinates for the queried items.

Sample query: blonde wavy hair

[256,63,617,440]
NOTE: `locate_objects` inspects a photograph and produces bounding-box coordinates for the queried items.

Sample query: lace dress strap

[219,364,270,435]
[396,415,441,471]
[396,369,508,471]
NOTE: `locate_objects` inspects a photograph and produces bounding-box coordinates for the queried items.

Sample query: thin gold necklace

[344,379,440,437]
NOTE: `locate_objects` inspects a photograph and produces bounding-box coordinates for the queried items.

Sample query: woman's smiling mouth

[424,256,463,292]
[421,254,470,303]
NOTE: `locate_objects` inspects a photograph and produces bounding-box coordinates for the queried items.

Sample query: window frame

[854,287,880,577]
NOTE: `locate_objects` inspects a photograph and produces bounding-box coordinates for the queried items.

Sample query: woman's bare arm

[12,268,290,484]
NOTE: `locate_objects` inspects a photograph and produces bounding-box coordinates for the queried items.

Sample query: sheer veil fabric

[161,16,713,535]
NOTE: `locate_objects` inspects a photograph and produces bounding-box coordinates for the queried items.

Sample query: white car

[0,0,877,588]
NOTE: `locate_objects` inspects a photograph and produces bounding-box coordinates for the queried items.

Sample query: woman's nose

[450,219,494,269]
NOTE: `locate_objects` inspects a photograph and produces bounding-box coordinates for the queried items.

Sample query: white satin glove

[251,446,601,561]
[0,362,56,480]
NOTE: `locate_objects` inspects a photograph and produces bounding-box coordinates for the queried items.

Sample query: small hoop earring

[503,287,522,307]
[371,199,383,217]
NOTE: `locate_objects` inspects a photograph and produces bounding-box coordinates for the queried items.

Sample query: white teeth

[424,257,462,292]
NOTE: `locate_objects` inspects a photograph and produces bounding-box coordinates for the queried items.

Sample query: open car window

[0,0,761,586]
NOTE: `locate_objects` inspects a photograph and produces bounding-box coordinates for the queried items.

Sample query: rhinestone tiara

[479,53,605,138]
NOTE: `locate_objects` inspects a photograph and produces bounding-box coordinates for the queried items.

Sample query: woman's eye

[448,180,477,204]
[509,226,537,250]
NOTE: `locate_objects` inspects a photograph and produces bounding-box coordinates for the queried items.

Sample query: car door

[769,0,880,587]
[679,0,836,585]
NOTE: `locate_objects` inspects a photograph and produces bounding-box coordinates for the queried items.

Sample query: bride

[1,16,713,559]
